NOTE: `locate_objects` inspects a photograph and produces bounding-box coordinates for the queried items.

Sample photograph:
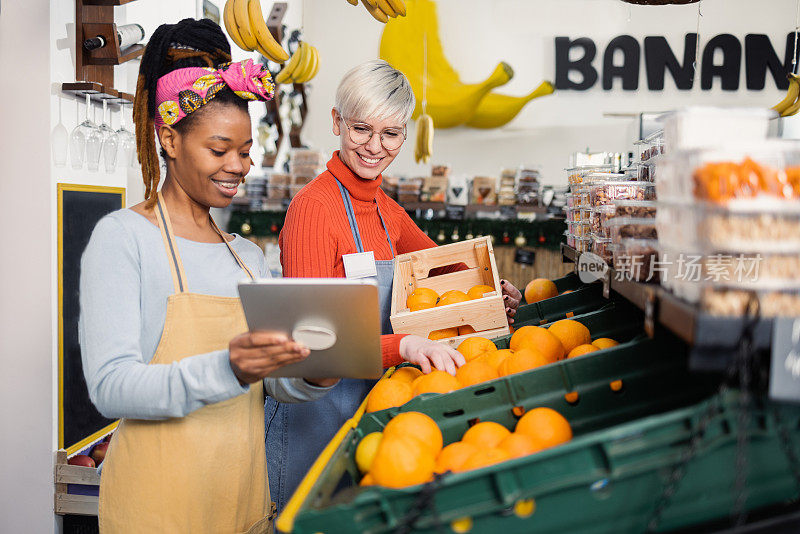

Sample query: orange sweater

[279,152,442,367]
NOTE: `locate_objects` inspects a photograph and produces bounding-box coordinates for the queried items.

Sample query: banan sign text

[555,33,800,91]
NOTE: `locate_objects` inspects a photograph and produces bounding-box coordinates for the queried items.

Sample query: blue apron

[266,179,396,512]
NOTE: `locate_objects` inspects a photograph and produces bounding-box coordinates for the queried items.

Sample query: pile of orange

[365,322,622,413]
[404,285,498,341]
[358,407,573,487]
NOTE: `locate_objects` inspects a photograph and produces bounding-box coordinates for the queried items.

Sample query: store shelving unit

[561,244,776,371]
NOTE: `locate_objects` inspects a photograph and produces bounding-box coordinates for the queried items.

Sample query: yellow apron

[99,192,275,533]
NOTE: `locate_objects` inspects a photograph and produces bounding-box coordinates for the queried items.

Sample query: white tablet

[237,278,383,379]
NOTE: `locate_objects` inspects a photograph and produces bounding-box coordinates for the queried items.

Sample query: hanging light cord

[793,0,800,75]
[692,0,703,82]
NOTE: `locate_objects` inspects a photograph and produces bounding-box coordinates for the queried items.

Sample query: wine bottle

[83,24,145,51]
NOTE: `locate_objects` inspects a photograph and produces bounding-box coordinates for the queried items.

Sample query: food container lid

[606,217,657,227]
[565,164,615,172]
[658,198,800,214]
[614,199,658,208]
[590,204,617,213]
[590,180,656,190]
[619,237,660,247]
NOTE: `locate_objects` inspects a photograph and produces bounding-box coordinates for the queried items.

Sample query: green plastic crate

[513,281,606,328]
[285,391,800,534]
[493,298,640,350]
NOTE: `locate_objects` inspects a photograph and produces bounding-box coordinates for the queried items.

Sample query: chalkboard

[58,184,125,453]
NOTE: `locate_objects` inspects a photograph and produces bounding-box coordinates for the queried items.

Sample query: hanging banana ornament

[466,81,555,129]
[356,0,406,22]
[414,113,434,164]
[223,0,290,63]
[773,73,800,117]
[274,42,321,84]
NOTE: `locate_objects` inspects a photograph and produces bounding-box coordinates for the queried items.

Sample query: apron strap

[155,192,189,294]
[209,217,257,281]
[335,179,394,258]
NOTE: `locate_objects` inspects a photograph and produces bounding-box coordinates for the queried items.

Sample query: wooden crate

[390,237,510,346]
[54,449,99,516]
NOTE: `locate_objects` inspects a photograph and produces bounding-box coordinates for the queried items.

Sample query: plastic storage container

[655,141,800,203]
[566,164,614,186]
[564,231,576,248]
[613,238,660,283]
[614,199,657,219]
[591,234,613,263]
[574,235,592,253]
[656,200,800,253]
[660,106,773,151]
[567,221,590,238]
[590,181,656,207]
[607,217,658,244]
[589,205,616,238]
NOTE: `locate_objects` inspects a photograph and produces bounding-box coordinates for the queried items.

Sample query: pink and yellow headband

[154,59,275,130]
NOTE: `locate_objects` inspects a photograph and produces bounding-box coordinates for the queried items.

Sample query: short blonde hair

[335,60,415,125]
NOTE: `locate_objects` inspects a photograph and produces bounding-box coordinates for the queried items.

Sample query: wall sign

[555,33,800,91]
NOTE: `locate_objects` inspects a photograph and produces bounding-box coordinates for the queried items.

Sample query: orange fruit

[383,411,443,456]
[406,288,438,312]
[497,348,551,377]
[355,432,383,473]
[458,325,476,336]
[592,338,620,350]
[455,359,499,387]
[429,327,459,340]
[436,291,470,307]
[366,379,413,413]
[461,421,511,448]
[515,407,573,450]
[560,290,573,295]
[440,290,461,299]
[548,319,591,355]
[467,284,495,300]
[460,448,512,471]
[412,370,461,397]
[359,473,375,486]
[370,434,435,488]
[567,344,600,359]
[564,391,579,404]
[390,366,423,384]
[434,441,479,474]
[509,326,565,362]
[524,279,558,304]
[610,379,623,392]
[479,349,514,372]
[457,337,496,361]
[498,432,540,458]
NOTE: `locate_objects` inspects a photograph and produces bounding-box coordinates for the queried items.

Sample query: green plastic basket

[286,391,800,534]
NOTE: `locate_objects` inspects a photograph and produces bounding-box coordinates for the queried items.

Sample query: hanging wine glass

[100,99,119,173]
[52,96,68,167]
[116,103,136,168]
[85,96,104,172]
[69,94,95,170]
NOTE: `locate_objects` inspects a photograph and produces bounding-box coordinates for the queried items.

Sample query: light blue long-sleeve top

[79,209,331,420]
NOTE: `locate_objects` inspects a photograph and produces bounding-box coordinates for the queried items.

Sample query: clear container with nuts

[566,207,583,223]
[568,221,590,237]
[565,231,576,248]
[614,199,657,219]
[565,192,576,209]
[590,181,656,207]
[575,235,592,253]
[656,200,800,253]
[591,234,614,263]
[572,186,591,208]
[590,205,616,238]
[566,165,615,186]
[613,238,660,283]
[607,217,658,245]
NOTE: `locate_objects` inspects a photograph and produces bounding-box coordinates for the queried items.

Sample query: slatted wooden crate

[54,449,100,516]
[390,237,510,346]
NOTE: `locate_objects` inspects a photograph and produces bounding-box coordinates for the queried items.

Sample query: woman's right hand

[229,331,310,385]
[399,335,466,376]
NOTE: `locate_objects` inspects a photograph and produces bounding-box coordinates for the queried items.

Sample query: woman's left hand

[500,279,522,325]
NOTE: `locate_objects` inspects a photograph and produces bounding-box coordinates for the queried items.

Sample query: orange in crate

[429,327,459,340]
[567,344,600,359]
[434,441,478,474]
[462,421,511,448]
[548,319,591,355]
[412,370,461,397]
[515,407,572,450]
[458,325,476,336]
[467,284,495,300]
[592,337,619,350]
[479,349,514,372]
[524,278,558,304]
[498,348,551,377]
[370,434,435,488]
[390,237,510,346]
[383,411,443,456]
[498,432,540,458]
[455,359,499,387]
[390,366,423,384]
[460,448,512,471]
[366,379,413,413]
[509,326,565,362]
[457,337,496,361]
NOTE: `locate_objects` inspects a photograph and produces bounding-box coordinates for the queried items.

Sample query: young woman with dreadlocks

[78,19,337,533]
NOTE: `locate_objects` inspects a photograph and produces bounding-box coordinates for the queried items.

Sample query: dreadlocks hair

[133,18,248,208]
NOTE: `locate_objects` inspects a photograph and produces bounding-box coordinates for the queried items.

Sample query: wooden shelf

[61,82,132,104]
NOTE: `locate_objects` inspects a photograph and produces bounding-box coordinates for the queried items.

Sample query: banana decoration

[380,0,514,128]
[222,0,290,63]
[414,113,434,164]
[275,42,321,84]
[354,0,406,22]
[466,81,555,129]
[773,73,800,117]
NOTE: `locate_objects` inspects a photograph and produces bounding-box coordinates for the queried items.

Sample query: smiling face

[159,102,253,208]
[331,108,405,180]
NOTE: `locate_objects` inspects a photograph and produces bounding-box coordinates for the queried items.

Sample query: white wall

[0,1,57,532]
[300,0,800,184]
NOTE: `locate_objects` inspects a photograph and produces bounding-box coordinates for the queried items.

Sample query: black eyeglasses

[338,114,407,151]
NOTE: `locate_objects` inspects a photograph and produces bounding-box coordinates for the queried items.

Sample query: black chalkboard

[58,184,125,452]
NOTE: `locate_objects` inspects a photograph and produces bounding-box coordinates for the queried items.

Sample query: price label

[445,205,466,220]
[770,317,800,404]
